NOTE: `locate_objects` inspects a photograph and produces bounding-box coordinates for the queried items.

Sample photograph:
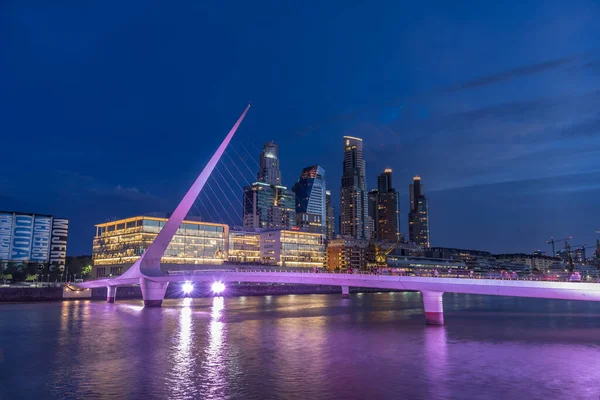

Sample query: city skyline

[2,1,600,255]
[3,130,599,256]
[3,4,600,400]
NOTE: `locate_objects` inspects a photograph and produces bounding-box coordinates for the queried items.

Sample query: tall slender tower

[340,136,371,239]
[371,169,400,242]
[408,176,430,247]
[258,141,282,185]
[325,190,335,240]
[243,141,295,230]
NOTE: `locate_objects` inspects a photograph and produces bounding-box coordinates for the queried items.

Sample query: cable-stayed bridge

[76,104,600,325]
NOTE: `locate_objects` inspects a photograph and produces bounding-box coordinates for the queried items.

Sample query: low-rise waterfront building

[426,247,492,261]
[93,217,327,277]
[386,255,466,271]
[494,253,560,271]
[228,231,260,263]
[92,216,228,278]
[326,237,369,271]
[259,230,324,267]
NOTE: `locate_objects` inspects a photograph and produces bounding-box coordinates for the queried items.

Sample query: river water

[1,292,599,400]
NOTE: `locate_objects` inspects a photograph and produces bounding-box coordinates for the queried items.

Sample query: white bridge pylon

[78,103,251,306]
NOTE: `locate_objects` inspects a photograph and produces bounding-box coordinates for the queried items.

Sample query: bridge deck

[77,271,600,302]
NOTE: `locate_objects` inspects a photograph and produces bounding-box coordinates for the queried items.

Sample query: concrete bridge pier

[140,278,169,307]
[421,291,444,325]
[341,286,350,298]
[106,286,117,303]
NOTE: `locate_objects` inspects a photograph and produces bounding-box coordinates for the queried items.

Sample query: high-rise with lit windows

[243,182,296,230]
[258,141,282,186]
[325,190,335,240]
[293,165,327,235]
[408,176,430,248]
[340,136,371,239]
[243,141,296,230]
[369,169,400,242]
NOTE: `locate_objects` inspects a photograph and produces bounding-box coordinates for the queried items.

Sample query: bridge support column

[421,291,444,325]
[106,286,117,303]
[140,278,169,307]
[341,286,350,298]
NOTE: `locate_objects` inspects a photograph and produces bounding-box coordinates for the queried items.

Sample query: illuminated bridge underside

[78,268,600,325]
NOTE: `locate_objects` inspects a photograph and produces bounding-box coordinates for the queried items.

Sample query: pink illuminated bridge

[74,104,600,325]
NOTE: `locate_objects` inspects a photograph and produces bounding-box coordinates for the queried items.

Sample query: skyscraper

[408,176,430,248]
[258,141,282,186]
[243,141,295,230]
[243,183,296,230]
[377,169,392,193]
[293,165,327,235]
[368,188,378,237]
[325,190,335,240]
[370,169,400,242]
[340,136,371,239]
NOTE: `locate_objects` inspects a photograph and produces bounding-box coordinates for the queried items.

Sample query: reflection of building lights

[211,282,225,294]
[206,296,225,387]
[182,281,194,294]
[211,296,225,320]
[170,297,193,394]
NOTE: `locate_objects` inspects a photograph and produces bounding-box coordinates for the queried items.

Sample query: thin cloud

[440,54,582,94]
[560,114,600,138]
[581,59,600,74]
[292,54,587,136]
[429,171,600,194]
[88,185,162,202]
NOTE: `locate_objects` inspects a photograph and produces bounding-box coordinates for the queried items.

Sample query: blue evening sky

[1,1,600,254]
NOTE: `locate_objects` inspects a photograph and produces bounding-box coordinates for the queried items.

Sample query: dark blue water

[1,293,600,400]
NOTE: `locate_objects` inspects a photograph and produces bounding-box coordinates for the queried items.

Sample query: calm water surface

[1,293,600,400]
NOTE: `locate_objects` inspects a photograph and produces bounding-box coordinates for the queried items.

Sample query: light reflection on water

[204,297,227,400]
[1,293,600,400]
[168,297,196,399]
[424,326,448,399]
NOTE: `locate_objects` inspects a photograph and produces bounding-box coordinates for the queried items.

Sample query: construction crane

[367,237,404,269]
[375,237,403,265]
[563,242,575,272]
[546,236,572,257]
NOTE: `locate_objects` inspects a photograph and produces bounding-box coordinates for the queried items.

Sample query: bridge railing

[168,268,600,283]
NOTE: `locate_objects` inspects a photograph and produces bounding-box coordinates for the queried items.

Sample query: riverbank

[0,286,64,302]
[0,283,403,302]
